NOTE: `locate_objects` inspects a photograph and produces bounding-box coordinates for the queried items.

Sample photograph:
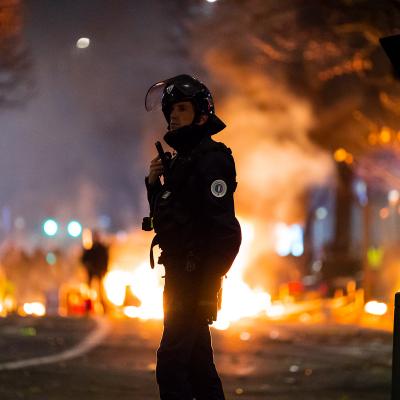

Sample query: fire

[104,219,273,328]
[214,220,272,330]
[22,302,46,317]
[103,262,163,320]
[364,300,388,316]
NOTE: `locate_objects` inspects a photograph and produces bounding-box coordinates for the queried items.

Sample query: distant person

[81,230,109,313]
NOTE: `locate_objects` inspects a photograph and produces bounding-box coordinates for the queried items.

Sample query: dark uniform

[144,75,241,400]
[81,234,109,312]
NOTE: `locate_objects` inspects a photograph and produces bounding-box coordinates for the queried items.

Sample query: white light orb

[67,220,82,237]
[43,219,58,236]
[76,37,90,49]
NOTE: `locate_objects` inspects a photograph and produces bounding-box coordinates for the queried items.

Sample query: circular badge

[211,179,227,198]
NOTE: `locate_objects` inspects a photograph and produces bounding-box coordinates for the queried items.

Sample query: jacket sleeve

[192,150,242,276]
[145,176,163,216]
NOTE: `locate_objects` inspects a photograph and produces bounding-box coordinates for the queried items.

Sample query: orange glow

[103,263,163,320]
[368,133,378,145]
[364,300,387,316]
[104,220,273,328]
[213,220,272,330]
[379,208,389,219]
[22,302,46,317]
[82,228,93,250]
[345,153,353,164]
[379,127,391,144]
[334,148,347,162]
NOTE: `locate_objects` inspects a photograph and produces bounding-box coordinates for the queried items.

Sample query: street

[0,316,392,400]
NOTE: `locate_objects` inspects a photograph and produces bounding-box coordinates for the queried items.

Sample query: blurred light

[147,363,156,372]
[291,242,304,257]
[82,228,93,250]
[367,247,383,270]
[98,214,111,230]
[275,223,291,256]
[266,303,285,318]
[275,223,304,257]
[116,230,128,242]
[299,312,311,323]
[46,252,57,265]
[239,331,251,341]
[213,319,230,330]
[235,388,244,395]
[388,190,400,205]
[104,270,133,306]
[269,330,280,339]
[315,207,328,220]
[290,224,304,257]
[364,300,387,316]
[76,37,90,49]
[206,0,218,2]
[345,153,354,164]
[380,126,391,144]
[67,220,82,237]
[354,180,368,206]
[379,207,389,219]
[305,368,313,376]
[124,306,139,319]
[23,302,46,317]
[289,365,300,373]
[43,219,58,236]
[311,260,322,272]
[14,216,25,230]
[334,148,347,162]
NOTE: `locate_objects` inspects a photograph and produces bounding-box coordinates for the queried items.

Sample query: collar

[163,124,210,154]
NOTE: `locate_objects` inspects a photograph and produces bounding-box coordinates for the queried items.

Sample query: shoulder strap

[191,138,233,161]
[190,138,238,192]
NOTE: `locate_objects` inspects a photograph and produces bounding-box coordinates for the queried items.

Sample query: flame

[103,262,163,320]
[22,302,46,317]
[104,220,273,328]
[215,220,272,330]
[364,300,388,316]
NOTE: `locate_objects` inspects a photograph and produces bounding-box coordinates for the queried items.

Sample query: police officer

[81,230,109,313]
[144,74,241,400]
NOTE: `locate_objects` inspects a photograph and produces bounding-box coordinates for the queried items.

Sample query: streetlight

[67,220,82,237]
[42,219,58,237]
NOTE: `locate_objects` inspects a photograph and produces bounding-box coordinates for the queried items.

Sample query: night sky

[0,0,204,235]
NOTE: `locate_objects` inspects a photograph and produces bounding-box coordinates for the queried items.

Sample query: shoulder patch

[211,179,227,198]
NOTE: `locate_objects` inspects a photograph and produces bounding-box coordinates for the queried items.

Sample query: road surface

[0,315,392,399]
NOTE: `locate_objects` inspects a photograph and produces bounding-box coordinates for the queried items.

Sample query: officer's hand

[147,156,164,185]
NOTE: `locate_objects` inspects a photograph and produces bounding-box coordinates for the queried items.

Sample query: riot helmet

[145,74,226,135]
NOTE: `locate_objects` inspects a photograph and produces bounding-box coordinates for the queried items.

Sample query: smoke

[199,50,336,292]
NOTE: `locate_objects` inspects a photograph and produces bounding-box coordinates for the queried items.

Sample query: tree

[0,0,33,107]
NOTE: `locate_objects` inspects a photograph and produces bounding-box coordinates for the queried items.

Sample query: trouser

[156,313,225,400]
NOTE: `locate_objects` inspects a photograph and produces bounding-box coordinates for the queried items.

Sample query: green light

[367,246,384,270]
[46,252,57,265]
[67,220,82,237]
[43,219,58,236]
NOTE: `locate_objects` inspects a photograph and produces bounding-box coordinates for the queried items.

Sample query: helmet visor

[145,75,205,112]
[145,81,166,112]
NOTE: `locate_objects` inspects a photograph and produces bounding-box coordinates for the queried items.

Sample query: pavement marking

[0,317,110,371]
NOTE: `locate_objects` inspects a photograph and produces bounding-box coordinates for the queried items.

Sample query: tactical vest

[149,138,237,268]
